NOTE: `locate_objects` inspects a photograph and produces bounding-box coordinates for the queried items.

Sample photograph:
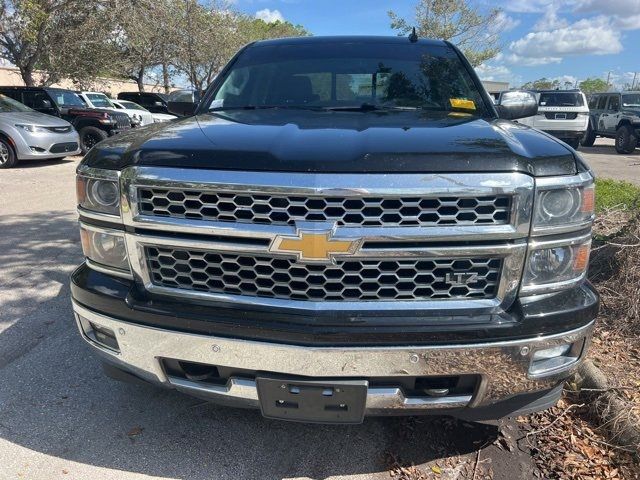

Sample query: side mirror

[167,101,196,117]
[153,101,164,107]
[496,91,538,120]
[35,98,53,109]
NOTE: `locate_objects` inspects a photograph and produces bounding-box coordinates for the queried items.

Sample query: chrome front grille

[146,246,502,301]
[117,168,534,311]
[138,188,512,227]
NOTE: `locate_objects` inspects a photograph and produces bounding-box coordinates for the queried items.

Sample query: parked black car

[582,91,640,153]
[0,86,131,154]
[117,91,169,114]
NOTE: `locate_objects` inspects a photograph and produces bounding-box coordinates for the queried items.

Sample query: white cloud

[572,0,640,29]
[532,7,569,31]
[502,0,562,13]
[255,8,284,23]
[475,62,522,86]
[492,12,521,32]
[476,63,511,80]
[612,14,640,30]
[497,52,562,66]
[575,0,640,17]
[509,16,623,59]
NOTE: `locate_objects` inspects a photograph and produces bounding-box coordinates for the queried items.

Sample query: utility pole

[632,72,638,91]
[606,71,611,88]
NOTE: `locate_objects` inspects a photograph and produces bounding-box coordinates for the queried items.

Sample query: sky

[234,0,640,89]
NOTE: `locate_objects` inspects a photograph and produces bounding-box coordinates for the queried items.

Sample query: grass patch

[595,178,640,212]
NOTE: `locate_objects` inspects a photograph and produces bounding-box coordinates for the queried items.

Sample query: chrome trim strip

[85,259,133,280]
[535,171,593,188]
[166,376,472,411]
[169,376,259,404]
[72,300,594,411]
[120,168,535,241]
[77,164,120,181]
[77,207,122,224]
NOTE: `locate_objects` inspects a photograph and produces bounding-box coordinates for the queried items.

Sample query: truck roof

[250,35,447,48]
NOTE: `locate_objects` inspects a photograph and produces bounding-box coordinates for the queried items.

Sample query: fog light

[529,342,581,376]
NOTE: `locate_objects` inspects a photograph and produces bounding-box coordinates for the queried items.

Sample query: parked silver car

[0,94,80,168]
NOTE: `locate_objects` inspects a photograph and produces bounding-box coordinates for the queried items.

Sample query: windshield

[87,93,115,108]
[208,42,488,115]
[538,92,584,107]
[49,91,85,108]
[0,94,33,113]
[622,94,640,107]
[119,100,147,111]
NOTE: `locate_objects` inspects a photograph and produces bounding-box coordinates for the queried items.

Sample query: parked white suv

[78,91,148,127]
[512,89,589,150]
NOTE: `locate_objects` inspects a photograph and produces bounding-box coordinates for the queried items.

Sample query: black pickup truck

[0,86,131,154]
[71,36,598,424]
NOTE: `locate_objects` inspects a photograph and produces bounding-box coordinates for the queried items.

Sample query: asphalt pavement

[0,138,631,480]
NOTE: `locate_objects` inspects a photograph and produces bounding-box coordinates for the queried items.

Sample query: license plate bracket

[256,377,368,424]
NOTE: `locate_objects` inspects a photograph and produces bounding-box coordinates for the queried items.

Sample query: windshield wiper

[209,105,325,112]
[325,103,419,112]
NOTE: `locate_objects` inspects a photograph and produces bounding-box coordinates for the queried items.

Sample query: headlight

[76,170,120,216]
[521,234,591,295]
[79,224,130,273]
[533,172,594,234]
[15,124,48,133]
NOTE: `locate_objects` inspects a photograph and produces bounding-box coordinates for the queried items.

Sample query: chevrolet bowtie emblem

[270,230,362,263]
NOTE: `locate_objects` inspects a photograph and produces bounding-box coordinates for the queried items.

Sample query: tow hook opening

[76,313,120,352]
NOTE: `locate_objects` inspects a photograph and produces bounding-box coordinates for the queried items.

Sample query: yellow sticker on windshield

[450,98,476,110]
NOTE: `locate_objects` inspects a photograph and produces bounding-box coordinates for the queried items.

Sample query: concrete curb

[577,359,640,454]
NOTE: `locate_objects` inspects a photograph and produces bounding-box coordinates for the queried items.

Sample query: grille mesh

[138,188,511,228]
[146,246,502,302]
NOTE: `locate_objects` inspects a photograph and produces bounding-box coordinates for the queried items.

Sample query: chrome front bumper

[73,301,593,416]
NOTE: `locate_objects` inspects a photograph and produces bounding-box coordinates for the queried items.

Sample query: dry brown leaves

[523,396,639,480]
[522,209,640,478]
[589,210,640,418]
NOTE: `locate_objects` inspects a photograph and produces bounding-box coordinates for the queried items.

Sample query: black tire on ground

[615,124,638,154]
[0,137,18,169]
[79,126,108,154]
[580,125,596,147]
[564,137,580,150]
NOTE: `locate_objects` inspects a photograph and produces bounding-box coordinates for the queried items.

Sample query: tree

[172,4,309,92]
[0,0,112,86]
[388,0,502,66]
[240,17,309,43]
[108,0,180,92]
[521,78,560,90]
[579,78,610,94]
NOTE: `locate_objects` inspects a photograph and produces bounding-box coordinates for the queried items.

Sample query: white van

[512,89,589,150]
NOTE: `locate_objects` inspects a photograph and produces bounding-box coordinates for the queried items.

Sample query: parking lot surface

[0,139,631,479]
[581,138,640,184]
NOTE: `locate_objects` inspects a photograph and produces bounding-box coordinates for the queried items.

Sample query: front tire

[0,137,18,169]
[615,125,638,154]
[79,127,108,155]
[580,125,596,147]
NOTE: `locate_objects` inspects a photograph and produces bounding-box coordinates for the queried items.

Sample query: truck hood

[83,109,579,176]
[0,111,72,127]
